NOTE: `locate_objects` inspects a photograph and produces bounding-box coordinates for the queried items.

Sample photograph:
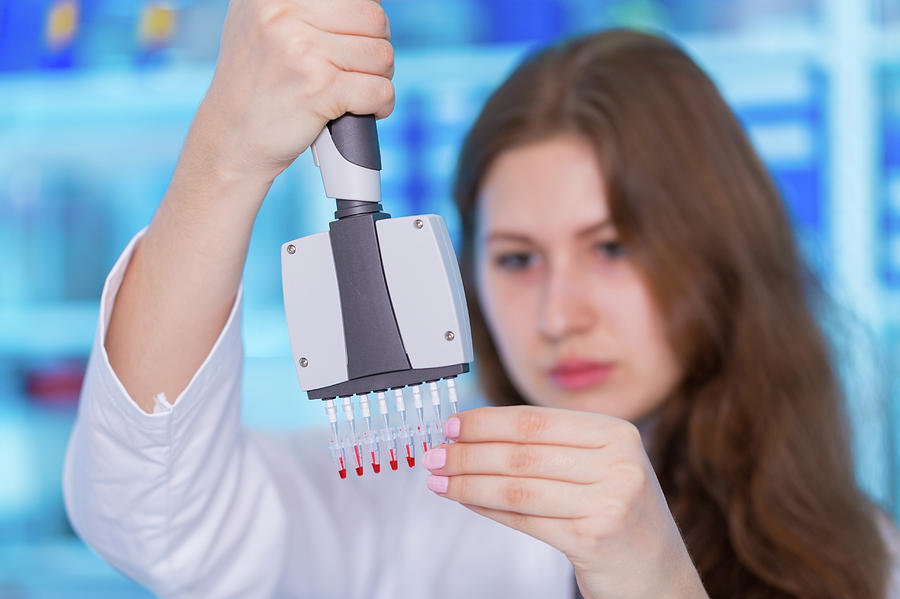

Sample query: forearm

[105,101,273,413]
[65,293,288,597]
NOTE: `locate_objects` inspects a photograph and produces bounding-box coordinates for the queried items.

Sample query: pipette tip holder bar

[323,379,462,477]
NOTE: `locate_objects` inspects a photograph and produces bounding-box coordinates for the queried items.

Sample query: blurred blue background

[1,0,899,596]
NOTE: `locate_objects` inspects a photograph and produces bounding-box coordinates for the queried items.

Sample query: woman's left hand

[422,405,708,599]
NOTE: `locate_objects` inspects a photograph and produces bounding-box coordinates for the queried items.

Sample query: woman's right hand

[195,0,396,186]
[106,0,394,412]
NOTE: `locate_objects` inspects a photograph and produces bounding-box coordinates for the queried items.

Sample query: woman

[451,30,900,598]
[62,0,900,597]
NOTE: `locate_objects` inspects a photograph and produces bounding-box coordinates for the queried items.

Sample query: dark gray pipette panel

[327,114,382,171]
[328,213,409,380]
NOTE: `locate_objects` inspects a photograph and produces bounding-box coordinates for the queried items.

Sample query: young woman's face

[474,135,681,422]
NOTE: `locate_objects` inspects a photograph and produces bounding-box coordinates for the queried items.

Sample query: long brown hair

[452,29,891,598]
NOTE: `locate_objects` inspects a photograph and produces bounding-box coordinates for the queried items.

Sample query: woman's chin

[528,384,632,418]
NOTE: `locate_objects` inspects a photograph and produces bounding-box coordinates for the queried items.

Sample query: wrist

[157,110,275,256]
[187,96,281,193]
[571,547,707,599]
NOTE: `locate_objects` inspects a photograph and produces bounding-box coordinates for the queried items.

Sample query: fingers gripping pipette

[281,113,474,478]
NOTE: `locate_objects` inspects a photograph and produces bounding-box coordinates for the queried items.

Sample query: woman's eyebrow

[484,232,534,244]
[575,220,614,238]
[483,220,613,244]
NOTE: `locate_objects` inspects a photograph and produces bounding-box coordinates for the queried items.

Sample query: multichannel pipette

[281,113,473,478]
[280,111,474,478]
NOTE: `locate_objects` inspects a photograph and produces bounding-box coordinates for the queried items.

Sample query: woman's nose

[537,264,596,341]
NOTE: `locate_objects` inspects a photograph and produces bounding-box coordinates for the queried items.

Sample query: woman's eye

[495,252,535,270]
[595,240,625,258]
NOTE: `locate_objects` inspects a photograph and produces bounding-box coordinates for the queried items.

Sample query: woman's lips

[549,361,615,391]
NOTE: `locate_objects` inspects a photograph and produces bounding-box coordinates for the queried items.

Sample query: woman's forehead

[475,136,611,240]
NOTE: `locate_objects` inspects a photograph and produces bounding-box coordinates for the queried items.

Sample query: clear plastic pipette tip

[341,397,363,476]
[377,391,399,470]
[411,385,429,453]
[359,394,381,474]
[324,399,346,479]
[428,381,445,445]
[428,381,443,421]
[383,425,399,471]
[446,378,459,416]
[393,388,414,467]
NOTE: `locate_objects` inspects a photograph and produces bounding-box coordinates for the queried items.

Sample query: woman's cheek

[489,279,529,337]
[603,273,681,406]
[483,277,540,369]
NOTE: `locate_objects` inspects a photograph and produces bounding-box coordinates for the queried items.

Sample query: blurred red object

[25,362,85,406]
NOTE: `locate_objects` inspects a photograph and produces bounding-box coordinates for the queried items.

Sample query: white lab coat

[62,228,576,599]
[64,229,900,599]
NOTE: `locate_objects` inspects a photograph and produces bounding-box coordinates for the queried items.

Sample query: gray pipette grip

[310,113,382,203]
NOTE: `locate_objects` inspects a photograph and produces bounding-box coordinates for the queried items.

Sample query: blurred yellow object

[45,0,79,50]
[139,4,177,47]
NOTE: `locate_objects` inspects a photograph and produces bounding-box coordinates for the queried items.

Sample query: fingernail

[427,475,449,494]
[443,417,460,439]
[423,447,446,470]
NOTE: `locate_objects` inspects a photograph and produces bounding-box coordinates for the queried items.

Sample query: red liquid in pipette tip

[371,451,380,473]
[389,448,398,470]
[405,445,414,468]
[353,445,363,476]
[338,456,347,479]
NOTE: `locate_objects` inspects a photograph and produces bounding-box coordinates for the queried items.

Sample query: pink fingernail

[443,417,460,439]
[423,447,446,470]
[427,475,449,494]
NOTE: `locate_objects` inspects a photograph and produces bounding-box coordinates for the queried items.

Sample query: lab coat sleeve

[62,227,289,598]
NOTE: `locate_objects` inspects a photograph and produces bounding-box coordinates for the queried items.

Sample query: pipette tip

[323,379,464,477]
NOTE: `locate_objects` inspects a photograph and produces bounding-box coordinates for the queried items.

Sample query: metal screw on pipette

[444,331,455,341]
[287,244,296,254]
[414,219,424,229]
[299,357,309,367]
